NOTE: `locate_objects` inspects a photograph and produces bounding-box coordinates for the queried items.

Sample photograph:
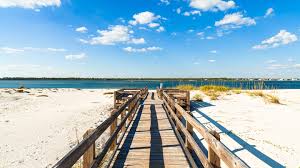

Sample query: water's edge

[1,80,300,89]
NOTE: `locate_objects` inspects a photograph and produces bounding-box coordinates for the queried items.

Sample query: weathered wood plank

[111,92,190,168]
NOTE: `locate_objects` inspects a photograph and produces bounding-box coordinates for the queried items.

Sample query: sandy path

[0,89,114,168]
[191,90,300,168]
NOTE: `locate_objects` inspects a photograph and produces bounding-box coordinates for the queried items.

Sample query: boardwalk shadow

[191,101,285,168]
[112,102,144,167]
[150,103,165,168]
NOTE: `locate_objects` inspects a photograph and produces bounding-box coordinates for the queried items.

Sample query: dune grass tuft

[199,85,230,92]
[264,94,280,104]
[193,94,203,102]
[175,85,196,91]
[247,91,281,104]
[247,91,264,97]
[199,85,231,100]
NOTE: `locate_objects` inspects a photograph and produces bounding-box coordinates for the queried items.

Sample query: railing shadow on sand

[191,101,285,168]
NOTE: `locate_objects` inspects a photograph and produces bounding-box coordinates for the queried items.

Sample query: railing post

[208,130,221,168]
[186,91,190,111]
[128,100,133,122]
[110,109,117,151]
[185,111,193,150]
[114,91,117,109]
[83,129,95,168]
[121,108,126,132]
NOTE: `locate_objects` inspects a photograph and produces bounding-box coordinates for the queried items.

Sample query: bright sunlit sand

[0,89,299,167]
[191,89,300,167]
[0,89,114,168]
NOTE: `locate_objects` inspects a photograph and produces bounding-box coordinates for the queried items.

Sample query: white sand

[1,89,299,168]
[0,89,114,168]
[190,90,300,168]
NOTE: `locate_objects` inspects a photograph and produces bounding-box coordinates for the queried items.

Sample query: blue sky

[0,0,299,78]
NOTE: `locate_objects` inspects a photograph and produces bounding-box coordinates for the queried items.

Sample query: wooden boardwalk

[111,92,190,168]
[54,88,248,168]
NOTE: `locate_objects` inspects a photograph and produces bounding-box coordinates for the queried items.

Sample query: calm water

[0,80,300,89]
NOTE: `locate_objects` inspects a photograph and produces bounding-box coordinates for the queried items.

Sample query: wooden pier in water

[54,88,249,168]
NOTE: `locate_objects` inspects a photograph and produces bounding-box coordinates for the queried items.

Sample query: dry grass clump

[199,85,230,100]
[209,93,219,100]
[264,94,280,104]
[247,91,280,104]
[248,91,264,97]
[193,94,203,102]
[175,85,196,91]
[232,88,242,94]
[199,85,230,92]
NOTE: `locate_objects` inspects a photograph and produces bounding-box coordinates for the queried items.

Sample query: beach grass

[193,94,203,101]
[247,91,281,104]
[264,94,280,104]
[175,84,196,90]
[199,85,230,92]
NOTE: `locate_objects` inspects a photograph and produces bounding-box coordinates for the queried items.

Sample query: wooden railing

[53,87,148,168]
[159,89,249,168]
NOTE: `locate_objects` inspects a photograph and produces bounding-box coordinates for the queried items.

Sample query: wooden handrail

[163,98,213,168]
[161,90,249,168]
[53,87,148,168]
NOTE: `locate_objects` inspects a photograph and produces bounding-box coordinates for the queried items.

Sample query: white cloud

[183,10,201,16]
[210,50,217,54]
[0,0,61,9]
[0,47,24,54]
[123,46,162,53]
[208,59,216,62]
[176,8,181,14]
[266,59,277,64]
[46,48,66,52]
[0,47,66,54]
[266,64,289,70]
[78,39,89,44]
[129,38,146,44]
[90,25,130,45]
[264,8,274,18]
[206,36,215,40]
[253,30,298,50]
[197,32,204,36]
[147,46,163,51]
[190,0,235,12]
[65,53,87,60]
[160,0,170,5]
[76,26,88,33]
[266,63,300,70]
[129,11,161,25]
[183,12,190,16]
[215,12,256,29]
[156,26,165,32]
[148,23,160,28]
[23,47,66,52]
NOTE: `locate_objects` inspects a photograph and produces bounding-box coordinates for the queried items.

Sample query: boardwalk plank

[111,92,190,168]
